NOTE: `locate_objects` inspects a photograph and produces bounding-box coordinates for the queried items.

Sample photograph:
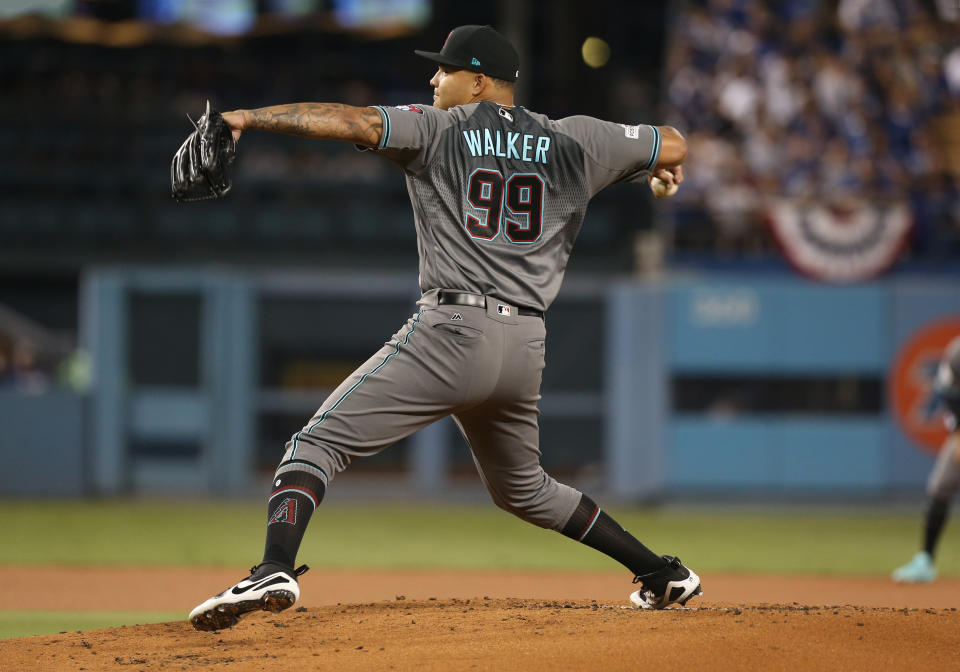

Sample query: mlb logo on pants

[497,304,511,316]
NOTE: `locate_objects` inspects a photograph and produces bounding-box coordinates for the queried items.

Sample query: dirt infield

[2,567,959,671]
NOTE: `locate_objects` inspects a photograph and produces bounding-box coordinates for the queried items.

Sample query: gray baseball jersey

[925,337,960,500]
[935,336,960,429]
[285,101,662,530]
[366,101,661,311]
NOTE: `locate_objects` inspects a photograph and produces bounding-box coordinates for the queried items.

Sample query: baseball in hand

[650,176,678,198]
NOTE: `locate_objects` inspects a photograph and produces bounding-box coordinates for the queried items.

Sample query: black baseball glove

[170,101,237,202]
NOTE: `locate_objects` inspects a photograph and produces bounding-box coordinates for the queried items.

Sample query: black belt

[437,291,544,319]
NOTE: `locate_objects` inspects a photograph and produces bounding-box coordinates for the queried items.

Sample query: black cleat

[630,556,702,609]
[188,563,309,631]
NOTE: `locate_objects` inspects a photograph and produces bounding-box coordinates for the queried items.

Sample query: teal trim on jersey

[373,105,391,150]
[646,125,661,171]
[290,310,423,458]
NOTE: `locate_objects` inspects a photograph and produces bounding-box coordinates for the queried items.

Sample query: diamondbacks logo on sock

[268,498,297,525]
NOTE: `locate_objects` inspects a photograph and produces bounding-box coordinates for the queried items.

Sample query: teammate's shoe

[189,562,309,631]
[892,551,937,584]
[629,555,702,609]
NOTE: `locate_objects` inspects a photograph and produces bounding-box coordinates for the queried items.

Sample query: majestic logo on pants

[268,498,297,525]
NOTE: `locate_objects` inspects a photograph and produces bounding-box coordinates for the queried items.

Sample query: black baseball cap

[415,25,519,82]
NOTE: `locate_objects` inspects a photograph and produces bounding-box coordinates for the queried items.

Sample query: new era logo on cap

[471,57,481,66]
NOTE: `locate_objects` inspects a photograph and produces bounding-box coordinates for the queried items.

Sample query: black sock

[924,498,949,558]
[560,494,666,577]
[262,460,327,569]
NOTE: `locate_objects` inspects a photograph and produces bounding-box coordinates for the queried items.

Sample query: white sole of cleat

[190,589,296,632]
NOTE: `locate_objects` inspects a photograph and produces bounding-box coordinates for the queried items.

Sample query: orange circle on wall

[890,317,960,455]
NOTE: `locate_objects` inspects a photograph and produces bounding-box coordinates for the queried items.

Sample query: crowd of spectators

[0,27,649,269]
[3,3,958,268]
[0,333,92,394]
[0,338,50,394]
[663,0,960,260]
[0,299,90,394]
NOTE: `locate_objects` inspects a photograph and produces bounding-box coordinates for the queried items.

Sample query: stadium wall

[2,270,956,500]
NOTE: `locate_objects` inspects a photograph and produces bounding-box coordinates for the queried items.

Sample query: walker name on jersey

[462,129,551,164]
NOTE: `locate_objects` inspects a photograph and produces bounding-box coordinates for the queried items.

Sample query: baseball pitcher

[188,25,698,631]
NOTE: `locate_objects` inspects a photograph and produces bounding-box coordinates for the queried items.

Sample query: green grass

[1,499,956,576]
[2,500,956,639]
[0,611,182,639]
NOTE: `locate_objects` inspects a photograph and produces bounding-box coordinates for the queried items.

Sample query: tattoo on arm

[246,103,384,146]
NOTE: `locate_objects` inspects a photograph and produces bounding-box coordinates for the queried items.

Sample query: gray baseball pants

[281,289,582,530]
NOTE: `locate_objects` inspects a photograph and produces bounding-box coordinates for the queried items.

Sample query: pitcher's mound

[3,598,957,672]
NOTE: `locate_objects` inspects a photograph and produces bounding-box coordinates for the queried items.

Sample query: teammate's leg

[923,497,950,556]
[893,434,960,583]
